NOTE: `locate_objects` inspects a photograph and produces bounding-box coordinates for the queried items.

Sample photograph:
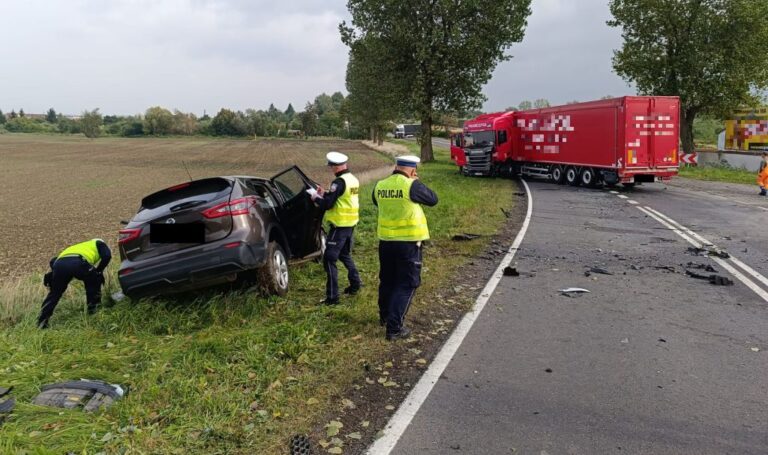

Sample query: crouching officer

[373,155,438,340]
[38,238,112,329]
[310,151,363,305]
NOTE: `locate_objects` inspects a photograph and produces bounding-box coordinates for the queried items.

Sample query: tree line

[0,92,362,139]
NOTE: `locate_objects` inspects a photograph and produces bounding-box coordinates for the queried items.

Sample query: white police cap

[326,151,348,165]
[396,155,421,167]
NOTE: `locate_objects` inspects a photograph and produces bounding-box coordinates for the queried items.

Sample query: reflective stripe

[58,239,101,266]
[375,174,430,241]
[326,173,360,227]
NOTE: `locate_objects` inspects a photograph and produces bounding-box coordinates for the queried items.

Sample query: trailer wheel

[551,165,565,184]
[581,168,600,188]
[566,167,580,186]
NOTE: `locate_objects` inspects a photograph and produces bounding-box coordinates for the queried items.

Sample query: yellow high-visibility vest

[325,173,360,227]
[375,174,429,241]
[58,239,102,265]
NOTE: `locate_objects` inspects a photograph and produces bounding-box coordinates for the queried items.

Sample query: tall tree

[9,110,17,119]
[517,100,532,111]
[298,102,318,136]
[46,108,58,123]
[341,0,532,161]
[144,106,174,135]
[608,0,768,153]
[284,103,295,119]
[80,108,102,138]
[533,98,551,108]
[18,108,25,118]
[0,110,6,124]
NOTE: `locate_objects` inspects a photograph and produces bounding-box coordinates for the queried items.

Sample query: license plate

[149,223,205,243]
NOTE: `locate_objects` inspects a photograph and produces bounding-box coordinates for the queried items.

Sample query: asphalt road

[389,178,768,455]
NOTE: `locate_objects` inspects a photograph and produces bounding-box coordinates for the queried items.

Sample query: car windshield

[464,131,495,148]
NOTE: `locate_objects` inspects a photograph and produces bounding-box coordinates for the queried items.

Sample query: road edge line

[366,179,534,455]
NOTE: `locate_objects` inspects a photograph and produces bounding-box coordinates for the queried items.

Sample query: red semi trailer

[450,96,680,186]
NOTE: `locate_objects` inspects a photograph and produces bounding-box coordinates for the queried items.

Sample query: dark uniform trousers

[38,256,102,327]
[378,241,422,335]
[323,226,362,300]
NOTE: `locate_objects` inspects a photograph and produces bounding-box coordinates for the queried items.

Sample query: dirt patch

[305,184,528,454]
[0,134,390,281]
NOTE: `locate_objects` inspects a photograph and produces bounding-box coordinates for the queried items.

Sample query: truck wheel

[551,165,565,184]
[581,168,600,188]
[257,241,289,296]
[566,167,580,186]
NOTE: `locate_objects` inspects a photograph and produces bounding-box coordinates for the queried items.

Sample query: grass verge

[0,144,515,454]
[678,164,758,186]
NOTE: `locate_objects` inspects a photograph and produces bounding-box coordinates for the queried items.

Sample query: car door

[270,166,324,257]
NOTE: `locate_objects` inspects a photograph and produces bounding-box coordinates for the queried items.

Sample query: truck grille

[465,149,492,174]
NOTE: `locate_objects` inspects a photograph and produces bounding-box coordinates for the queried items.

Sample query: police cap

[326,151,349,166]
[396,155,421,168]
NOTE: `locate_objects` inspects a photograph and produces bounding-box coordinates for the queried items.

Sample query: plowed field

[0,134,389,281]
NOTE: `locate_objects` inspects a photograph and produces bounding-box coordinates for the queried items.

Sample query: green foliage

[693,116,723,146]
[9,110,18,119]
[45,108,57,123]
[297,103,318,136]
[211,108,247,136]
[81,108,103,138]
[4,117,56,133]
[518,100,533,110]
[284,103,295,119]
[18,108,25,118]
[341,0,532,161]
[608,0,768,152]
[143,106,174,135]
[57,117,82,134]
[533,99,550,108]
[678,162,756,185]
[0,110,6,124]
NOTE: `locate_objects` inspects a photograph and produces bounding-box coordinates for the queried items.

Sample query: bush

[4,117,56,133]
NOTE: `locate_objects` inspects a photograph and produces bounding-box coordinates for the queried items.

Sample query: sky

[0,0,635,116]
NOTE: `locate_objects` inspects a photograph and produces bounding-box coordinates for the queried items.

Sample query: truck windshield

[464,131,495,148]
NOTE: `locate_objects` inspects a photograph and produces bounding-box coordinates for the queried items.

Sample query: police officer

[373,155,438,340]
[310,151,363,305]
[38,238,112,329]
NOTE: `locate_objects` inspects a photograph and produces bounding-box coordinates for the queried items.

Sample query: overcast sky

[0,0,635,116]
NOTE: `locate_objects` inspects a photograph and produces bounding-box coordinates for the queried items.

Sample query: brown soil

[306,186,528,454]
[0,134,390,281]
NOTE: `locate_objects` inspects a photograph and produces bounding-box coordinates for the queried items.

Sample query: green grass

[0,145,515,454]
[678,163,757,185]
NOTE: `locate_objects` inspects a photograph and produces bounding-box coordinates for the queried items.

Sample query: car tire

[566,167,580,186]
[551,165,565,184]
[258,241,289,296]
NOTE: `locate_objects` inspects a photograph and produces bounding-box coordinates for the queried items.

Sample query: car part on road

[289,434,313,455]
[686,262,718,273]
[559,287,590,297]
[588,266,613,275]
[503,266,520,276]
[684,270,734,286]
[32,380,125,412]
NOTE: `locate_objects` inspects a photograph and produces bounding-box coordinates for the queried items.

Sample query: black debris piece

[658,338,667,343]
[589,267,613,276]
[685,262,718,273]
[709,249,730,259]
[289,434,313,455]
[654,266,676,273]
[503,266,520,277]
[545,368,553,373]
[500,207,512,218]
[514,192,527,197]
[685,270,734,286]
[630,265,641,271]
[687,247,708,256]
[452,233,482,241]
[32,380,125,412]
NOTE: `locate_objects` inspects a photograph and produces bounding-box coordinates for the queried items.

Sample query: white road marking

[617,195,629,199]
[366,180,535,455]
[628,200,639,205]
[638,206,768,303]
[610,191,619,195]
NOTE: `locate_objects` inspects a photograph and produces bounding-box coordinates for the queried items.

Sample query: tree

[80,108,102,138]
[46,108,57,123]
[518,100,532,110]
[144,106,174,135]
[284,103,295,119]
[0,110,6,124]
[341,0,532,161]
[18,109,25,118]
[172,110,198,135]
[9,110,17,119]
[534,98,551,108]
[297,102,318,136]
[608,0,768,153]
[211,108,247,136]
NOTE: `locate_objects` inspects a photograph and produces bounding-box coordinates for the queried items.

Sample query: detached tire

[551,165,565,184]
[258,241,289,296]
[566,167,580,186]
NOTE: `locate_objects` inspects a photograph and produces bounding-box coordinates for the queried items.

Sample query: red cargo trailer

[450,96,680,186]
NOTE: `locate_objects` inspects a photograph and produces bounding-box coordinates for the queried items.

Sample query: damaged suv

[117,166,325,299]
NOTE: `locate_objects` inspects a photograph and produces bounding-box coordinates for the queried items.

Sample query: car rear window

[141,178,232,210]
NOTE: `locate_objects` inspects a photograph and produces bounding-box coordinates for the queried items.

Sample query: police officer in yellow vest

[373,155,438,340]
[310,151,363,305]
[38,239,112,328]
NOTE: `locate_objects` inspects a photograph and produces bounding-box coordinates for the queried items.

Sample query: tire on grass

[258,241,289,296]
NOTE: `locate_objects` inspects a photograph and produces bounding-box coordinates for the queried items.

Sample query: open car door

[271,166,324,258]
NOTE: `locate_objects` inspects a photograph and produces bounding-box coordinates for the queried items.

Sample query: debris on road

[559,287,591,297]
[687,246,731,259]
[653,266,677,273]
[750,347,760,352]
[684,270,734,286]
[686,262,718,273]
[503,266,520,277]
[452,233,482,241]
[500,207,512,218]
[588,267,613,276]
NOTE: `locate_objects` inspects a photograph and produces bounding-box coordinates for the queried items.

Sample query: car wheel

[551,165,565,184]
[258,241,289,296]
[566,167,580,186]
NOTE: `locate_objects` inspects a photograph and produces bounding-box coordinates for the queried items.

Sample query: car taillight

[202,197,255,219]
[118,228,141,244]
[119,268,134,276]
